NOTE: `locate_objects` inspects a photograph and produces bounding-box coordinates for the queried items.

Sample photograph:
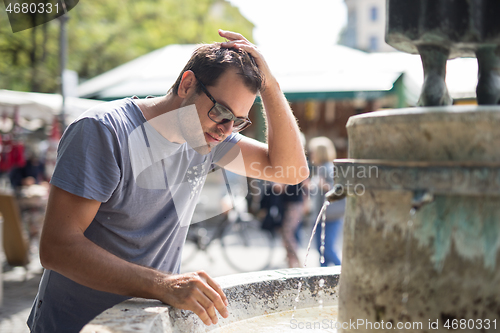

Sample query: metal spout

[412,190,434,211]
[325,184,347,202]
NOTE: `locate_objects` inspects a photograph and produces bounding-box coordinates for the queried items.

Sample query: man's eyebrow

[217,98,237,114]
[216,97,248,118]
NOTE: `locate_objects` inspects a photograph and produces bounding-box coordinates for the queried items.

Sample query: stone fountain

[81,1,500,332]
[333,1,500,332]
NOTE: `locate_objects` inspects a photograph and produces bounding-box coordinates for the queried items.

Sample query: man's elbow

[298,168,310,183]
[39,237,59,271]
[291,172,310,185]
[283,166,310,185]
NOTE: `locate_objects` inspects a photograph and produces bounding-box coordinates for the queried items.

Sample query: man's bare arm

[218,30,309,184]
[39,185,228,325]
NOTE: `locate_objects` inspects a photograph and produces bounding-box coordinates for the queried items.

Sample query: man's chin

[192,143,214,155]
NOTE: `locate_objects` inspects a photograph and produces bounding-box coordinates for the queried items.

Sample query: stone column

[336,106,500,332]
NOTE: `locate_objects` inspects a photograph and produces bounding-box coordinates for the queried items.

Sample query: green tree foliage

[0,0,254,93]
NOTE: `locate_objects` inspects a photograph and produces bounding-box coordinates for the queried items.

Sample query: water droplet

[320,257,325,264]
[319,279,325,287]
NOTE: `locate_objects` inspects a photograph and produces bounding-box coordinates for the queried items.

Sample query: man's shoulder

[77,98,137,121]
[69,98,144,133]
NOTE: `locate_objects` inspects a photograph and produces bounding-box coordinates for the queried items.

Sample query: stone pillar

[336,106,500,332]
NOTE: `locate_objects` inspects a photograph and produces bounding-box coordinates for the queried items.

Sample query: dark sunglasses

[195,76,252,133]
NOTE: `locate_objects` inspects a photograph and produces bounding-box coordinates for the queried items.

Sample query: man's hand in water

[156,270,229,326]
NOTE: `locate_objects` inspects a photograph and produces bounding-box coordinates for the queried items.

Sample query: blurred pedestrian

[259,181,285,235]
[280,182,307,268]
[308,136,344,266]
[278,132,307,268]
[9,152,47,189]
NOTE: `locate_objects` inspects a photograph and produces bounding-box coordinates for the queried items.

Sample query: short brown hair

[170,43,263,95]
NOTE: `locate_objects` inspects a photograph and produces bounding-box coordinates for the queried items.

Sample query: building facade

[340,0,396,52]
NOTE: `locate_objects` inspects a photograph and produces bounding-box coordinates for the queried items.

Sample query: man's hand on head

[217,30,309,185]
[218,29,274,88]
[155,270,229,326]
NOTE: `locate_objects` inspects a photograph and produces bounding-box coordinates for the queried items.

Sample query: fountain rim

[334,158,500,168]
[81,267,341,333]
[333,158,500,196]
[346,105,500,127]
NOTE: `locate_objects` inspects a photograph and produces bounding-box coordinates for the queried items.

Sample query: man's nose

[217,121,234,135]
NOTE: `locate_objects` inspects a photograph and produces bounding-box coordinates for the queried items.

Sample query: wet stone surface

[81,267,340,333]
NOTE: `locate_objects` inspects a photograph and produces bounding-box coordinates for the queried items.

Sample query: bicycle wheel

[220,218,274,272]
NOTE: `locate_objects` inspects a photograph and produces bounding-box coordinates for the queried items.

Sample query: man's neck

[135,94,185,144]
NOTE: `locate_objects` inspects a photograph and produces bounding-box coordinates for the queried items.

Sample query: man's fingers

[161,271,229,326]
[204,274,229,308]
[197,272,229,318]
[189,299,213,326]
[219,39,272,87]
[221,40,252,49]
[221,41,259,60]
[219,29,249,42]
[194,290,219,325]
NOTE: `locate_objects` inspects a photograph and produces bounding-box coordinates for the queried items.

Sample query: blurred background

[0,0,480,332]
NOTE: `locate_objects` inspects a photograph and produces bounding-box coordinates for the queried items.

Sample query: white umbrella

[0,89,104,125]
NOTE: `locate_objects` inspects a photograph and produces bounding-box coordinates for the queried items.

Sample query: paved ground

[0,229,321,333]
[0,253,43,333]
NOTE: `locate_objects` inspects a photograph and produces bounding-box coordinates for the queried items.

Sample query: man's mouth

[205,132,222,143]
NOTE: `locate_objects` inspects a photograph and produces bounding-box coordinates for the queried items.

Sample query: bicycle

[181,208,275,273]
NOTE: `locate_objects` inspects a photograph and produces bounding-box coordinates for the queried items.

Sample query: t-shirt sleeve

[50,117,121,202]
[210,132,243,167]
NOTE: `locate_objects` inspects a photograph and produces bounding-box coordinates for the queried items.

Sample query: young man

[28,30,308,332]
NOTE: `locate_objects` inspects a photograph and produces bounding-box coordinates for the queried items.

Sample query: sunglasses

[195,76,252,133]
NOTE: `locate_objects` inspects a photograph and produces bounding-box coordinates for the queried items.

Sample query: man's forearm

[261,76,309,183]
[41,228,228,326]
[41,231,165,300]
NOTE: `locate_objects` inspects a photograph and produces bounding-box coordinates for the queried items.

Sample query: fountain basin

[81,267,340,332]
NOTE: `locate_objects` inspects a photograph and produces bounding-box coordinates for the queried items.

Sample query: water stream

[290,201,331,319]
[304,201,330,266]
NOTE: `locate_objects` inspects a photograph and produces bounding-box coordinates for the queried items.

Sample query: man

[28,30,308,332]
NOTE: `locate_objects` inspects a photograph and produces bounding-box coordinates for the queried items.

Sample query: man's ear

[178,70,197,98]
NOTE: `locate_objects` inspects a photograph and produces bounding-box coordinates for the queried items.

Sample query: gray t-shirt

[28,98,241,332]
